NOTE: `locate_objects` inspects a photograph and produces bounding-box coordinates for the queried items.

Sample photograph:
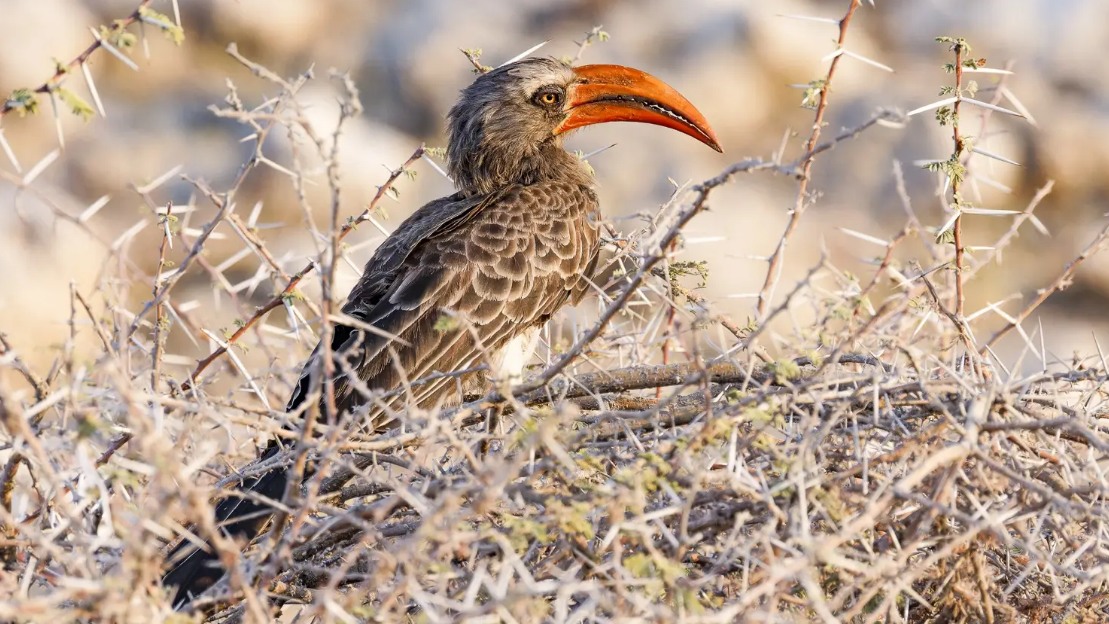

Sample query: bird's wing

[284,190,483,416]
[287,181,598,428]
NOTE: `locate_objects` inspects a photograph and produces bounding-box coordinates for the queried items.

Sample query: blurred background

[1,0,1107,375]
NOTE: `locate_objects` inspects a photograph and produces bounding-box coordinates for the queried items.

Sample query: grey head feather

[447,57,591,196]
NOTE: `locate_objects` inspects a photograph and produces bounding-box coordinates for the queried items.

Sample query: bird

[161,56,721,608]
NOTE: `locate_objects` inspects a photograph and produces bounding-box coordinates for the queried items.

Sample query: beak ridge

[555,64,722,153]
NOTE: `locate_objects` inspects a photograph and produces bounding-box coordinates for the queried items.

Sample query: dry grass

[2,1,1109,622]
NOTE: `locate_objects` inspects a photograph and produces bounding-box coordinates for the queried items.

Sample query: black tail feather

[162,454,289,608]
[163,320,362,608]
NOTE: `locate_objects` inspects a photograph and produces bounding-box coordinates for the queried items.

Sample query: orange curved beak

[554,64,722,153]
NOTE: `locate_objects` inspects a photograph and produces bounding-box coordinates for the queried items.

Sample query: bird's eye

[532,89,563,108]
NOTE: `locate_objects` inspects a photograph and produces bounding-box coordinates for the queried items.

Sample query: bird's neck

[451,141,593,196]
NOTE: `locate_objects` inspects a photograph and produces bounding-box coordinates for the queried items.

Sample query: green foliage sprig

[0,0,185,123]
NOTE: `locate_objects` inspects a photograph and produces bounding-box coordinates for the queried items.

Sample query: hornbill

[162,57,720,607]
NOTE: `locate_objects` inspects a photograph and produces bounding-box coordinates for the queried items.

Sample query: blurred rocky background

[1,0,1107,375]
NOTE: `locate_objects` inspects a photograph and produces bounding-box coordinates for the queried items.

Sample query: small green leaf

[669,260,710,289]
[100,23,137,49]
[460,48,492,73]
[56,87,94,121]
[935,228,956,245]
[549,500,595,540]
[433,314,460,332]
[768,359,802,384]
[934,106,956,127]
[624,553,653,578]
[923,155,967,186]
[5,88,39,116]
[139,6,186,45]
[801,79,827,109]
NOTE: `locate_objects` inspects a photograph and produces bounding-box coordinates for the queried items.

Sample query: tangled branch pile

[2,2,1108,623]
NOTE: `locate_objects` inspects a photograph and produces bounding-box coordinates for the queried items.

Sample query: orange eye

[534,90,562,107]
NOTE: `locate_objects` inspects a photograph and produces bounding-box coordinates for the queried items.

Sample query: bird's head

[447,57,721,195]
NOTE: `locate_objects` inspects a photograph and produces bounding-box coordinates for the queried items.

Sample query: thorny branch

[756,0,864,318]
[950,38,968,319]
[982,219,1109,354]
